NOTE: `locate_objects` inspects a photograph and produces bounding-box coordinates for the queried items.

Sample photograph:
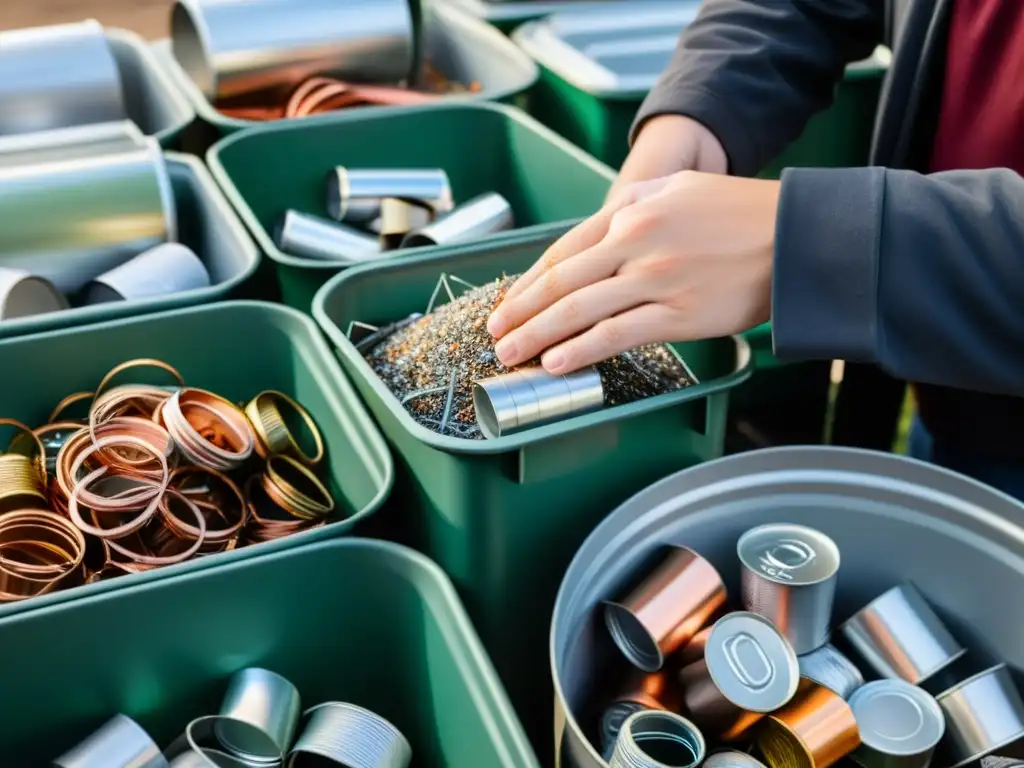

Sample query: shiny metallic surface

[982,757,1024,768]
[401,192,514,248]
[0,268,68,320]
[738,523,840,655]
[848,680,944,768]
[379,198,434,251]
[840,582,965,684]
[676,626,712,667]
[0,19,126,137]
[0,140,175,294]
[704,751,769,768]
[171,0,415,101]
[275,210,381,264]
[601,702,649,762]
[54,714,168,768]
[286,702,412,768]
[603,545,726,671]
[798,644,864,700]
[215,668,302,763]
[609,710,705,768]
[326,168,453,224]
[552,447,1024,768]
[85,243,211,304]
[937,664,1024,768]
[0,121,145,169]
[473,366,604,439]
[757,682,861,768]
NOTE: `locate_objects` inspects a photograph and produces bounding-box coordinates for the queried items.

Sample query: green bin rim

[0,152,260,339]
[312,236,754,455]
[0,537,539,765]
[206,101,617,271]
[113,28,195,146]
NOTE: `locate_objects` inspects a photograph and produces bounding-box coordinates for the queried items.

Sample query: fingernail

[543,350,565,374]
[494,338,517,365]
[487,311,505,337]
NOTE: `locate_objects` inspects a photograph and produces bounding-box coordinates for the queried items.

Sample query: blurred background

[0,0,167,38]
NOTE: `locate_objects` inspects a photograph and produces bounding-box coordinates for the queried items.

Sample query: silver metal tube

[609,711,705,768]
[84,243,211,304]
[0,19,126,136]
[0,121,145,168]
[473,366,603,439]
[0,268,68,320]
[798,643,865,700]
[276,210,382,264]
[54,714,168,768]
[326,168,453,224]
[215,668,302,763]
[0,139,176,294]
[849,680,944,768]
[937,664,1024,768]
[379,198,433,251]
[171,0,415,101]
[286,702,412,768]
[401,192,514,249]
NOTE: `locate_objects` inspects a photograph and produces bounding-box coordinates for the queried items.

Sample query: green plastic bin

[0,539,539,767]
[312,230,752,748]
[209,102,614,312]
[434,0,674,34]
[0,301,392,619]
[107,28,195,148]
[0,152,260,340]
[514,4,890,171]
[153,2,539,142]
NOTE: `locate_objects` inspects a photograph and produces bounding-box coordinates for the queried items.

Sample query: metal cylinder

[704,751,769,768]
[601,670,681,758]
[275,210,382,264]
[326,168,453,224]
[797,644,864,700]
[679,612,800,741]
[171,0,415,102]
[286,702,412,768]
[848,680,944,768]
[401,192,514,249]
[757,682,861,768]
[603,545,726,672]
[379,198,434,251]
[0,268,67,320]
[215,667,302,763]
[0,19,126,137]
[85,243,211,304]
[0,121,145,169]
[54,714,167,768]
[840,582,965,684]
[473,365,604,440]
[609,710,705,768]
[936,664,1024,768]
[0,140,176,294]
[738,523,840,655]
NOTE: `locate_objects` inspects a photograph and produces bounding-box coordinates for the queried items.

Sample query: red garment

[930,0,1024,173]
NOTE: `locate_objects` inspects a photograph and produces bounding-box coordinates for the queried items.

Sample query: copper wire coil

[0,417,47,483]
[0,454,49,509]
[161,388,255,471]
[104,489,206,568]
[0,510,86,601]
[93,358,184,401]
[242,475,321,543]
[47,391,94,424]
[245,390,325,466]
[161,466,247,547]
[262,454,334,521]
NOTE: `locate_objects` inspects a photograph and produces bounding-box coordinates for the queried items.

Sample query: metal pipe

[473,365,603,439]
[84,243,211,304]
[0,268,68,320]
[171,0,415,102]
[0,121,145,168]
[54,714,167,768]
[326,168,453,224]
[276,210,382,264]
[401,192,514,249]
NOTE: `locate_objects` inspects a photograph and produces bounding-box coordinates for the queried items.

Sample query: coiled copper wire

[159,466,247,552]
[0,510,86,601]
[242,475,323,545]
[262,454,334,521]
[160,388,255,471]
[245,390,324,466]
[0,418,48,508]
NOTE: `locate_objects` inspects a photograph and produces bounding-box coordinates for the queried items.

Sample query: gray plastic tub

[0,152,259,340]
[552,447,1024,767]
[108,28,195,147]
[152,2,538,137]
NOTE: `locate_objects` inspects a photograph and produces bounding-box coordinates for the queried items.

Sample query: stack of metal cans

[597,523,1024,768]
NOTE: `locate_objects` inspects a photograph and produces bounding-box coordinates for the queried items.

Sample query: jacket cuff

[629,86,762,177]
[771,167,885,362]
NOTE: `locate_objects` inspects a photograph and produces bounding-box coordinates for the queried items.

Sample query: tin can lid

[737,523,840,586]
[705,612,800,712]
[850,680,945,756]
[704,750,769,768]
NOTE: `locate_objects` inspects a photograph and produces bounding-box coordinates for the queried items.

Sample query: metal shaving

[365,275,696,439]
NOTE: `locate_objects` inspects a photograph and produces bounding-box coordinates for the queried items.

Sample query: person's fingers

[493,275,645,367]
[540,303,680,375]
[488,238,628,341]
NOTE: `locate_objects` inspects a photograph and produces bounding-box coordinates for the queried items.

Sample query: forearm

[632,0,884,177]
[772,167,1024,397]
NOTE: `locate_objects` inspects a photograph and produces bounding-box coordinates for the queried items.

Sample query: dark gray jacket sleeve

[772,167,1024,397]
[632,0,884,176]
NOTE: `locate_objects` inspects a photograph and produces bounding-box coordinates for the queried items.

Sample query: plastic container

[0,539,538,767]
[514,5,890,170]
[552,447,1024,767]
[435,0,677,34]
[0,301,392,619]
[106,28,195,148]
[153,2,538,140]
[0,152,259,340]
[209,102,614,312]
[312,230,753,747]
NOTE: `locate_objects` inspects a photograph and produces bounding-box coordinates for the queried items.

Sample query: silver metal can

[937,664,1024,768]
[402,192,514,249]
[798,644,864,700]
[849,680,945,768]
[609,710,706,768]
[738,523,840,655]
[275,210,381,264]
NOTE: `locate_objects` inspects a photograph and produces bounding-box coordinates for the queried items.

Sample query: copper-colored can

[604,545,726,672]
[600,669,682,759]
[676,626,713,667]
[756,682,861,768]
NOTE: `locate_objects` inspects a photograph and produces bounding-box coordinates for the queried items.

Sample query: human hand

[486,171,780,374]
[608,114,728,201]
